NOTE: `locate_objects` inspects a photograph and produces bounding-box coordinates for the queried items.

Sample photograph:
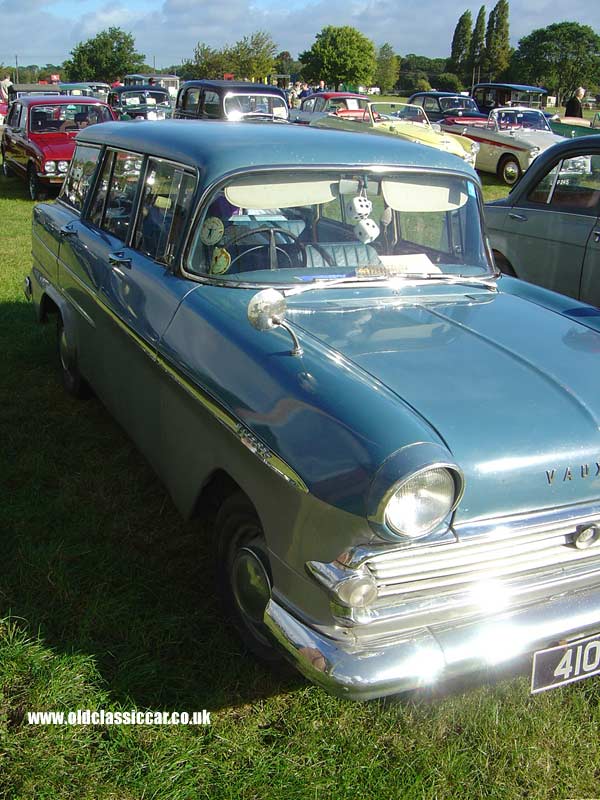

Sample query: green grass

[5,169,599,800]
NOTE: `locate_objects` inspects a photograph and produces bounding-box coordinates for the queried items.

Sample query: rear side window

[203,90,220,118]
[88,150,143,241]
[133,159,196,265]
[60,144,102,212]
[528,155,600,213]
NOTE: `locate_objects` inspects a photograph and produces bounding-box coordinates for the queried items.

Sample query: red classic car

[1,95,115,199]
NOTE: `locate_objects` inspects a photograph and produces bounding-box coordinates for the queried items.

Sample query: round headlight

[44,160,56,173]
[385,467,456,538]
[58,161,69,173]
[471,141,480,154]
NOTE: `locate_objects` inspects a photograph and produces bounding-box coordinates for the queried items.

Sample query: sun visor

[225,176,337,209]
[382,179,468,212]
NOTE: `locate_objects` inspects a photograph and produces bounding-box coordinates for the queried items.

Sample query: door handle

[594,230,600,243]
[508,212,528,222]
[108,251,132,268]
[60,224,77,237]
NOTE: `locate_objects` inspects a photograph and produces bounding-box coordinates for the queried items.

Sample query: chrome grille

[365,517,600,601]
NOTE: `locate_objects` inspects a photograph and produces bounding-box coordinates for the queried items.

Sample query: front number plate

[531,632,600,693]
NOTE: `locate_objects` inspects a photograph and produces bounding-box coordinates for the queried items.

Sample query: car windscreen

[223,93,288,120]
[439,97,478,112]
[121,91,169,106]
[492,109,551,131]
[29,104,112,133]
[186,169,492,285]
[370,103,429,124]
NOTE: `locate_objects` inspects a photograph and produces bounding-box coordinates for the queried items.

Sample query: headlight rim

[44,160,56,174]
[373,462,465,541]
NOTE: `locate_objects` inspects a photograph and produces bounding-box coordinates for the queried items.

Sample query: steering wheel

[227,225,334,270]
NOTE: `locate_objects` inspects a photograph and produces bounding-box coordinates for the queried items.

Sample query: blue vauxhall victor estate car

[26,120,600,700]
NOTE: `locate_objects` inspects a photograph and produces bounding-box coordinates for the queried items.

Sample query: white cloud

[0,0,598,70]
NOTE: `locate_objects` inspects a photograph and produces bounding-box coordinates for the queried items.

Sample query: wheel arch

[492,248,517,277]
[190,468,254,523]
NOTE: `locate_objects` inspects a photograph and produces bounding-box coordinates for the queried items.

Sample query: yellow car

[311,101,479,166]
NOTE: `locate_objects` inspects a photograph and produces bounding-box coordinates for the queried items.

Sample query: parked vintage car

[107,85,173,120]
[289,92,368,124]
[1,95,115,199]
[60,82,111,100]
[471,82,548,115]
[312,101,479,166]
[485,135,600,305]
[407,91,486,123]
[26,119,600,700]
[175,80,289,122]
[550,113,600,139]
[443,106,565,184]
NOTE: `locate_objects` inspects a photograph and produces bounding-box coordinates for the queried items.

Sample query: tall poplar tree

[484,0,510,80]
[468,6,486,86]
[448,11,472,81]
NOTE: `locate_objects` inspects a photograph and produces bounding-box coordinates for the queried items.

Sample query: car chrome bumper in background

[264,585,600,700]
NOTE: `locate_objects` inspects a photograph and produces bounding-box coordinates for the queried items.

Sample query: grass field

[3,167,600,800]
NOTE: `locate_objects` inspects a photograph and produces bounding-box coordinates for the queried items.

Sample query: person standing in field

[565,87,585,118]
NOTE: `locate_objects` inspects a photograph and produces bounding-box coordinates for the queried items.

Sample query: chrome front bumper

[264,584,600,700]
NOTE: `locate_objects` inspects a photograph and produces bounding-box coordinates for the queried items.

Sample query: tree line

[2,14,599,104]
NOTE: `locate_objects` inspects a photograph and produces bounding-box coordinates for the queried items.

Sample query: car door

[3,102,26,175]
[90,151,198,468]
[576,153,600,305]
[498,151,600,300]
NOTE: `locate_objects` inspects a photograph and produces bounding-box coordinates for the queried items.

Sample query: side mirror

[247,289,303,356]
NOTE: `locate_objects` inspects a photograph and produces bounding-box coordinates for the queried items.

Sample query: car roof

[180,80,286,94]
[17,95,109,106]
[304,92,368,100]
[77,119,476,186]
[473,83,548,94]
[110,84,169,94]
[409,92,472,99]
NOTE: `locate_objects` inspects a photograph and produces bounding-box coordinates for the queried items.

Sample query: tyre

[215,492,281,663]
[493,251,516,277]
[1,150,11,177]
[57,316,89,398]
[497,155,522,186]
[28,164,47,201]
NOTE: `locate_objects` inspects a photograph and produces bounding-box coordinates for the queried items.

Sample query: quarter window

[203,90,220,118]
[60,144,102,212]
[133,159,196,264]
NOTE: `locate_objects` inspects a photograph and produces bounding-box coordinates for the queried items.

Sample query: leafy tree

[436,72,462,92]
[397,54,446,90]
[448,11,472,81]
[468,6,486,85]
[188,43,231,79]
[510,22,600,104]
[229,31,277,81]
[63,28,145,83]
[300,26,376,88]
[274,51,302,78]
[484,0,510,80]
[374,43,399,93]
[414,77,432,92]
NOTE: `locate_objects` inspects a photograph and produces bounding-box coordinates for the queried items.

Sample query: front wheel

[1,150,12,177]
[28,164,47,201]
[215,492,281,663]
[497,155,522,186]
[57,316,89,398]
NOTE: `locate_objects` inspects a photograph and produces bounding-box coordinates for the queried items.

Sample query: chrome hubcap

[504,162,519,182]
[231,545,271,624]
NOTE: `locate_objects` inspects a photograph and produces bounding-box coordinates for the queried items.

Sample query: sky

[1,0,599,71]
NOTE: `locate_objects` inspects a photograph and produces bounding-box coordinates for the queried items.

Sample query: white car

[442,106,565,185]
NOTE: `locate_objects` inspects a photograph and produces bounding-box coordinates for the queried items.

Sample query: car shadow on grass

[0,299,305,713]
